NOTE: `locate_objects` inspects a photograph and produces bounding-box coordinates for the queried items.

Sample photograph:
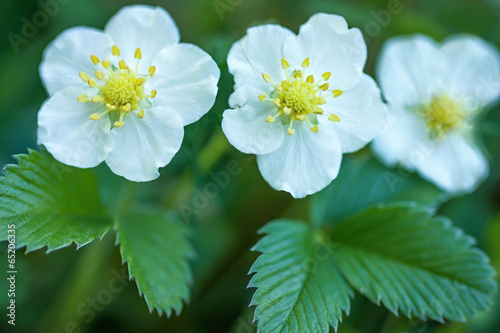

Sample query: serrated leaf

[249,220,352,333]
[0,149,112,252]
[330,204,497,322]
[115,211,194,316]
[311,154,445,226]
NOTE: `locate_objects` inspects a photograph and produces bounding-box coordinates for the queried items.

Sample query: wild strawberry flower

[222,13,388,198]
[372,34,500,193]
[37,5,220,181]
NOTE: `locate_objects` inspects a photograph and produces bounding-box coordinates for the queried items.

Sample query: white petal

[222,87,284,155]
[415,135,489,193]
[257,121,342,198]
[371,104,429,167]
[325,74,388,153]
[37,87,113,168]
[283,13,367,90]
[146,43,220,126]
[104,5,180,73]
[441,34,500,109]
[105,107,184,182]
[376,34,444,106]
[40,27,113,96]
[227,24,294,92]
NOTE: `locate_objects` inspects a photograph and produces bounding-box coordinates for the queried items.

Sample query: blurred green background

[1,0,500,332]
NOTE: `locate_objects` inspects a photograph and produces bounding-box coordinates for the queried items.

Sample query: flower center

[76,45,157,128]
[422,94,467,139]
[258,58,344,135]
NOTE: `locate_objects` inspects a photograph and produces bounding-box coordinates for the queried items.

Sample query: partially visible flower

[37,5,220,181]
[222,13,387,198]
[372,34,500,193]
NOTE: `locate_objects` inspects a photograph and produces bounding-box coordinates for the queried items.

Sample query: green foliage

[250,205,497,332]
[311,154,445,226]
[0,149,112,252]
[115,211,194,316]
[250,220,352,332]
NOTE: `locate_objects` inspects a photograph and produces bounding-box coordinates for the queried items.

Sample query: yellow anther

[322,72,331,81]
[121,103,131,112]
[306,75,315,84]
[91,95,103,103]
[317,97,327,105]
[102,60,111,68]
[293,70,302,79]
[119,60,128,70]
[112,45,121,57]
[77,94,89,103]
[302,58,310,68]
[296,114,305,121]
[90,55,100,65]
[283,107,292,115]
[266,116,275,123]
[274,85,283,92]
[135,77,145,86]
[319,83,329,91]
[332,90,343,98]
[95,71,105,80]
[150,90,157,98]
[114,120,124,128]
[272,99,281,107]
[313,107,323,115]
[88,79,96,88]
[310,125,319,133]
[138,110,145,119]
[79,72,91,82]
[148,66,156,76]
[262,73,272,83]
[134,48,142,59]
[258,94,267,102]
[287,128,295,135]
[106,103,117,110]
[89,113,101,120]
[281,58,290,69]
[329,114,341,122]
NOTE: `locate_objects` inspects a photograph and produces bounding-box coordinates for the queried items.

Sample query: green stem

[196,127,231,175]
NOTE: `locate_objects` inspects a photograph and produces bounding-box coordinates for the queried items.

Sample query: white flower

[372,34,500,193]
[37,5,220,181]
[221,13,388,198]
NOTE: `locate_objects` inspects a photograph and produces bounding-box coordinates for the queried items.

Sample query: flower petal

[376,34,444,107]
[441,34,500,109]
[283,13,366,90]
[325,74,387,153]
[104,5,180,73]
[372,104,429,167]
[222,87,284,155]
[105,107,184,182]
[415,135,489,193]
[257,121,342,198]
[146,43,220,126]
[227,24,294,92]
[37,87,113,168]
[40,27,114,96]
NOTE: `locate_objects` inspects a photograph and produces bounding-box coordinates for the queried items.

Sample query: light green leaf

[0,149,112,252]
[311,154,445,226]
[249,220,352,333]
[115,211,194,316]
[330,204,497,322]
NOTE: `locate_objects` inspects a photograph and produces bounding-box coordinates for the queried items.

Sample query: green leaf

[115,211,194,316]
[0,149,112,252]
[311,154,445,226]
[249,220,352,333]
[330,204,497,322]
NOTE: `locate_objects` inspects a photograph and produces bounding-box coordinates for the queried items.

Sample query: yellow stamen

[90,55,100,65]
[306,75,314,84]
[275,85,283,92]
[266,116,275,123]
[91,95,103,103]
[102,60,111,69]
[79,72,91,82]
[283,107,291,115]
[138,110,145,119]
[95,71,105,80]
[77,94,89,103]
[148,66,156,76]
[314,107,323,115]
[329,114,341,122]
[287,128,295,135]
[90,113,101,120]
[310,125,318,133]
[134,48,142,59]
[272,99,281,107]
[114,120,124,128]
[319,83,329,91]
[322,72,331,81]
[262,73,272,83]
[302,58,310,68]
[119,60,128,70]
[281,58,290,69]
[332,90,343,98]
[258,94,266,102]
[293,70,302,79]
[112,45,121,57]
[317,97,327,105]
[88,79,96,88]
[150,90,157,98]
[135,77,145,86]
